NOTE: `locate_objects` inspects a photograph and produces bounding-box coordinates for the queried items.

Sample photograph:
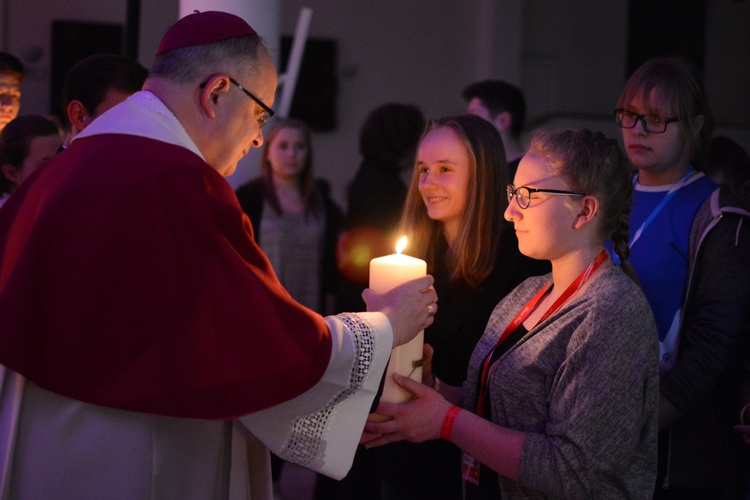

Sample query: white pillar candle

[369,237,427,403]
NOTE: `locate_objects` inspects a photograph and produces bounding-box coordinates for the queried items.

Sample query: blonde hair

[528,128,639,284]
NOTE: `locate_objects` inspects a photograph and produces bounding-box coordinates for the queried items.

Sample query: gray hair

[150,36,263,84]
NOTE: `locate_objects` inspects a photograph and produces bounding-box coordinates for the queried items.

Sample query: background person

[236,118,342,316]
[0,52,24,133]
[345,103,425,241]
[60,53,148,147]
[462,80,527,180]
[612,57,715,368]
[682,170,750,499]
[337,103,426,312]
[235,118,344,497]
[0,114,61,206]
[614,57,748,498]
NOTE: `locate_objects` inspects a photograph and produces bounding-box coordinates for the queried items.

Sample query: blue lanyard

[628,167,694,249]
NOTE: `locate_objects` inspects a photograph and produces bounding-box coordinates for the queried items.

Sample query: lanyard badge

[462,451,481,485]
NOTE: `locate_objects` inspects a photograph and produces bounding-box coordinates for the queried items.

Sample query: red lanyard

[475,249,608,417]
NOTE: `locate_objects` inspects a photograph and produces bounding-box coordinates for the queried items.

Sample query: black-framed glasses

[613,108,679,134]
[200,77,275,128]
[507,184,587,209]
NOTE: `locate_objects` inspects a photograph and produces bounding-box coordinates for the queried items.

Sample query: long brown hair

[260,118,321,218]
[399,115,508,287]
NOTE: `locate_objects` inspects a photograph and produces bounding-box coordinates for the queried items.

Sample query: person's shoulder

[66,134,209,184]
[587,268,653,319]
[684,171,718,197]
[715,184,750,218]
[693,186,750,254]
[508,273,549,300]
[575,269,658,349]
[692,185,749,233]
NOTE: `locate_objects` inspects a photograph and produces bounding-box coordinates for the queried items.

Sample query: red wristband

[440,405,462,442]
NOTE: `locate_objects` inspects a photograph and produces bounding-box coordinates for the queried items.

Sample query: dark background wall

[2,0,748,205]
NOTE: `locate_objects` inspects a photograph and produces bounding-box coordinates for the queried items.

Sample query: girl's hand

[362,373,452,448]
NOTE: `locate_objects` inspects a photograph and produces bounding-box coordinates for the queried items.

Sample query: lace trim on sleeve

[276,313,375,467]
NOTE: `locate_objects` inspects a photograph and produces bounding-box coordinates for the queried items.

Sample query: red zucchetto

[156,10,258,56]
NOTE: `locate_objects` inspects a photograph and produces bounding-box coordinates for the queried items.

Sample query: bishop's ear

[198,75,231,118]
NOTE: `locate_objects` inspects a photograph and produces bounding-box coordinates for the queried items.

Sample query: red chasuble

[0,134,332,419]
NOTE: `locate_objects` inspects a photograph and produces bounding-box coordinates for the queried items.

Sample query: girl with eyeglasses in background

[613,57,716,375]
[364,128,659,499]
[616,58,750,499]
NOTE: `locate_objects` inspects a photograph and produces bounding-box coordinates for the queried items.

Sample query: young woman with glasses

[614,57,716,372]
[617,59,750,499]
[376,115,549,500]
[364,128,659,499]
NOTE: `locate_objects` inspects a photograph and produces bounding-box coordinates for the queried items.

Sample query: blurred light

[336,226,391,284]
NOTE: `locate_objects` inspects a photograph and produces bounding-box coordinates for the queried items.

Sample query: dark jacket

[338,159,409,312]
[659,186,750,491]
[345,158,408,234]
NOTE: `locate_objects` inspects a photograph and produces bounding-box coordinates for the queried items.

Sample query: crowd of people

[0,8,748,500]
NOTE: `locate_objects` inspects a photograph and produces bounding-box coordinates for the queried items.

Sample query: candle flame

[395,236,408,255]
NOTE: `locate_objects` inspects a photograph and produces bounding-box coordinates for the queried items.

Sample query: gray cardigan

[464,267,659,499]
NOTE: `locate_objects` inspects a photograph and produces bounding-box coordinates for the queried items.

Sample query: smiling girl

[378,115,549,500]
